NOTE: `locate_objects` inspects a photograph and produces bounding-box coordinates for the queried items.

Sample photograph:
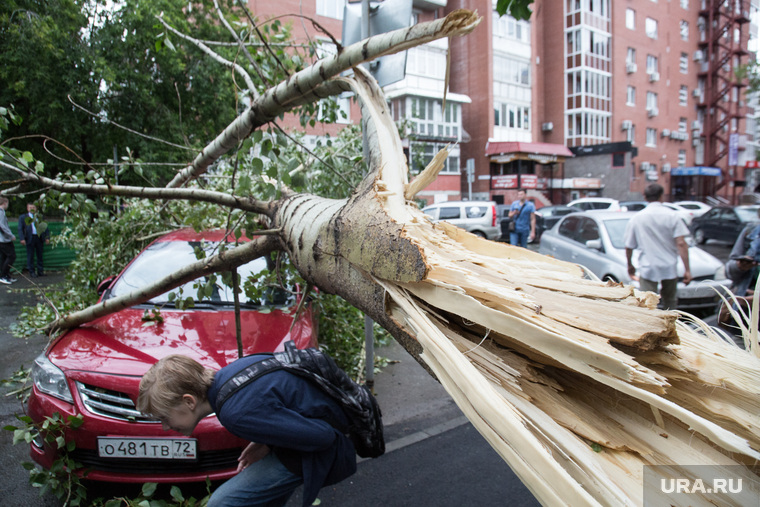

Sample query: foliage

[495,0,534,20]
[4,412,88,506]
[3,412,210,506]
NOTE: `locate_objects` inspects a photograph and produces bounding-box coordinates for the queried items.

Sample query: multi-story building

[254,0,756,206]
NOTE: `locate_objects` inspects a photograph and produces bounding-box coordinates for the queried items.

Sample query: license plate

[97,437,197,460]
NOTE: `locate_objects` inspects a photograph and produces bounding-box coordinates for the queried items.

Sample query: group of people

[0,197,50,285]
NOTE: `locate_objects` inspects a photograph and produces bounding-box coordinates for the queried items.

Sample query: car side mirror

[585,239,603,251]
[97,275,116,296]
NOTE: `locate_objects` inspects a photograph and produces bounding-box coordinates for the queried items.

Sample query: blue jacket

[18,213,49,243]
[208,354,356,506]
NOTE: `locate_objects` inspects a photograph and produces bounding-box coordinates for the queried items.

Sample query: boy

[137,354,357,507]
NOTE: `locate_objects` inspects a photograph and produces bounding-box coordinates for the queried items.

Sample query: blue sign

[670,166,722,176]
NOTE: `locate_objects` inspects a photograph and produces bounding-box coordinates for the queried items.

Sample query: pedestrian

[0,196,17,285]
[725,212,760,299]
[18,202,49,277]
[137,353,357,507]
[508,189,536,248]
[624,183,692,310]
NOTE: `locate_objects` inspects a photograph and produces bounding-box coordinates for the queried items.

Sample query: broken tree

[3,9,758,506]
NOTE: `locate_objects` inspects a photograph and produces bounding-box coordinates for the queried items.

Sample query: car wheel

[693,228,706,244]
[471,230,486,238]
[602,275,619,283]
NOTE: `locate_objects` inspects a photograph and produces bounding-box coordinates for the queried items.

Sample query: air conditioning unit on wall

[649,71,660,82]
[621,120,632,130]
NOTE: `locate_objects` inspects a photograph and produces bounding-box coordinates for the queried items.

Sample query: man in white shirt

[624,183,691,310]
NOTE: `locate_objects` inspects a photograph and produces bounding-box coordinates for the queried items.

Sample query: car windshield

[108,240,285,306]
[602,218,630,249]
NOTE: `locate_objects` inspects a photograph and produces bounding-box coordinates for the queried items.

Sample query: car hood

[48,307,314,376]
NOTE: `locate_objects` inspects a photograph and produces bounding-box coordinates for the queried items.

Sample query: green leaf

[142,482,158,497]
[164,36,176,52]
[22,151,34,163]
[170,485,185,502]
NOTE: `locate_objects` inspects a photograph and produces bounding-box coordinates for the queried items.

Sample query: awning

[485,142,574,164]
[670,166,721,176]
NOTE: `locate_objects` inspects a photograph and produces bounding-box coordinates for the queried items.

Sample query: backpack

[214,341,385,458]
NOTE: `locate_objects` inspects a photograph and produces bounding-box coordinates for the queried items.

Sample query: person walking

[0,196,17,285]
[18,202,49,277]
[508,189,536,248]
[624,183,691,310]
[137,353,357,507]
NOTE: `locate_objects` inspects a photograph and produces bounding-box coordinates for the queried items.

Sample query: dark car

[27,229,317,484]
[689,205,760,245]
[535,205,579,239]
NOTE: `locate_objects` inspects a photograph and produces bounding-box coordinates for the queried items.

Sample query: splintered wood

[381,221,760,506]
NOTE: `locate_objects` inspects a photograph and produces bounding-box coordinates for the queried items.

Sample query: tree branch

[157,15,257,97]
[165,10,481,188]
[212,0,266,95]
[47,234,280,333]
[0,159,272,215]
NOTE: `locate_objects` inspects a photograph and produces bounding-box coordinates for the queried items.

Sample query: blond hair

[137,355,215,417]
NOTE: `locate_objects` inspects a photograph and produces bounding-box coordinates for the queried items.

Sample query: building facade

[250,0,757,206]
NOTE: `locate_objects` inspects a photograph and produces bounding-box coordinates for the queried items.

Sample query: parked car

[689,205,760,245]
[672,200,712,218]
[661,202,695,225]
[664,200,712,226]
[27,229,317,483]
[567,197,624,212]
[534,205,579,240]
[619,200,648,212]
[422,200,500,240]
[539,212,730,311]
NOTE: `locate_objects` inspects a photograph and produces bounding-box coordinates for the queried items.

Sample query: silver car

[538,211,730,311]
[421,201,500,240]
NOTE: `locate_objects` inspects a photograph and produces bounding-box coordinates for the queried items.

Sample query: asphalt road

[0,240,734,506]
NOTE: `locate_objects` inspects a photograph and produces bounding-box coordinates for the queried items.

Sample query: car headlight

[714,264,726,281]
[32,354,73,403]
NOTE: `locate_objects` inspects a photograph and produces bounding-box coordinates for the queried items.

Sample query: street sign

[342,0,412,87]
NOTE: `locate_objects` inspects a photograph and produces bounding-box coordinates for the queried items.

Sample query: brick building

[250,0,757,206]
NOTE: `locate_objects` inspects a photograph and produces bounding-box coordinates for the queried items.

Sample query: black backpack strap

[215,356,284,412]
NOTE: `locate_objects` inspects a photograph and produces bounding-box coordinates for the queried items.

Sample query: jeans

[207,452,303,507]
[640,277,678,310]
[0,241,15,278]
[510,229,530,248]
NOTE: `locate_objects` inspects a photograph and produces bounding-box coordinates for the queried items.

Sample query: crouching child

[137,354,357,507]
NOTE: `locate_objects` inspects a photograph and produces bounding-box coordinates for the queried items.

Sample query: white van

[421,201,500,240]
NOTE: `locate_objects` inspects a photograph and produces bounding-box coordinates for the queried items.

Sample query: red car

[27,229,316,483]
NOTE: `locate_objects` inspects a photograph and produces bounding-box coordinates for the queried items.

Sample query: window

[412,142,460,174]
[646,55,659,74]
[681,0,689,8]
[678,150,687,166]
[494,15,531,43]
[680,20,689,41]
[679,85,688,106]
[626,8,636,29]
[679,117,688,132]
[626,125,636,144]
[627,86,636,106]
[679,52,688,73]
[645,17,658,39]
[627,47,636,64]
[316,0,345,19]
[438,207,461,220]
[646,92,658,112]
[494,102,531,130]
[646,128,657,147]
[409,98,460,139]
[494,55,530,85]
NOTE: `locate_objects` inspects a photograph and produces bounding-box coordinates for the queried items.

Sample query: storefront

[485,142,573,204]
[670,166,721,202]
